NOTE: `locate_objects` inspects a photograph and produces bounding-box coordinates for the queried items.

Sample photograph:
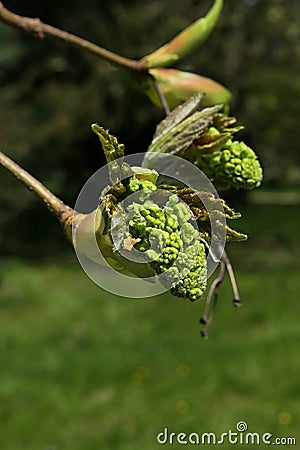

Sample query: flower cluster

[127,183,207,301]
[194,127,263,190]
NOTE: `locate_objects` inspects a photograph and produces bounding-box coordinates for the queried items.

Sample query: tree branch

[0,2,142,73]
[0,150,72,223]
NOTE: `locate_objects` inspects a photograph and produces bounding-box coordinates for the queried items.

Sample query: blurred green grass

[0,203,299,449]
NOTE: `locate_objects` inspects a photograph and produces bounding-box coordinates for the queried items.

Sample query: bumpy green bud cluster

[128,177,157,193]
[195,127,263,190]
[127,186,207,301]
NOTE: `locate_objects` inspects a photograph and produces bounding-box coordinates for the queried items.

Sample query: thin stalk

[222,249,242,307]
[0,150,73,223]
[152,77,170,115]
[0,2,142,73]
[199,260,226,338]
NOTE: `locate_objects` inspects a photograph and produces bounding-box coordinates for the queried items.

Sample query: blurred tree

[0,0,299,256]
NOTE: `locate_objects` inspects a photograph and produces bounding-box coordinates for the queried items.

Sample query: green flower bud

[127,193,207,301]
[195,137,263,190]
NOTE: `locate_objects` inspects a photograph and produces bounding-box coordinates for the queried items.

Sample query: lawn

[0,203,299,449]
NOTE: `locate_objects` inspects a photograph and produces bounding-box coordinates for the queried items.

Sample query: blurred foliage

[0,0,299,256]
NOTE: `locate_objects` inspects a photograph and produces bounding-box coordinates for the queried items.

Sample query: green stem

[0,150,72,223]
[0,2,142,73]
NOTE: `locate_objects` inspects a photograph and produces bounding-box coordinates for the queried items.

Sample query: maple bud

[141,0,223,69]
[141,68,231,110]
